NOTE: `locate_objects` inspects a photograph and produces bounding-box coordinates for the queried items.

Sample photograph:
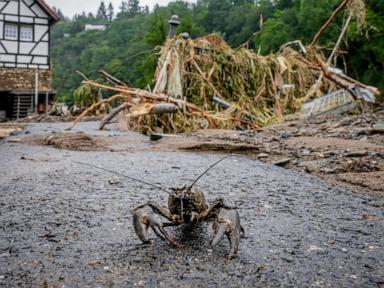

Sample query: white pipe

[35,70,39,113]
[45,91,49,115]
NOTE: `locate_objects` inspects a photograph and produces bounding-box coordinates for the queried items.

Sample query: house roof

[36,0,60,23]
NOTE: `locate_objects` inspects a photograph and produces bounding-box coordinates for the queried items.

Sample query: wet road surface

[0,122,383,287]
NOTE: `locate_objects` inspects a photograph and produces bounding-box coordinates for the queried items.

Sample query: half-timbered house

[0,0,59,120]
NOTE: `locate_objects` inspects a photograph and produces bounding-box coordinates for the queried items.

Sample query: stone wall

[0,68,52,92]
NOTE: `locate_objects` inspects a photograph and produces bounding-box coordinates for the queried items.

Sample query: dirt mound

[29,132,105,151]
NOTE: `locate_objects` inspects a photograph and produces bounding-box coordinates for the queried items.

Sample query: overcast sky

[45,0,180,18]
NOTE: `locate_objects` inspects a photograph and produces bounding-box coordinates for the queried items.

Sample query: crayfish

[132,156,243,259]
[75,155,242,259]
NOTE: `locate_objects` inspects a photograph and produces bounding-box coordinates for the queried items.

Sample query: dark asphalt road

[0,122,383,287]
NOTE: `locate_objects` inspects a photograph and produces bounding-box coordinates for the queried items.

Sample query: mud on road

[0,122,383,287]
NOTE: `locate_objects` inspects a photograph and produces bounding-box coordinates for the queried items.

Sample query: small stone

[314,152,325,158]
[329,127,348,135]
[322,167,338,174]
[345,151,368,157]
[257,153,269,159]
[372,122,384,130]
[273,158,292,166]
[0,275,4,280]
[264,204,272,209]
[300,161,320,173]
[297,129,313,136]
[308,245,322,251]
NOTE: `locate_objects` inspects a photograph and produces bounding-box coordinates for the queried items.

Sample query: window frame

[3,22,34,42]
[4,22,18,40]
[19,25,34,42]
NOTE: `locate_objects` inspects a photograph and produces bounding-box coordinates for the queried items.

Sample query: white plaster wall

[5,15,18,21]
[19,42,35,54]
[2,40,18,53]
[1,54,16,62]
[17,55,32,63]
[31,4,48,18]
[35,18,48,24]
[34,25,48,41]
[23,0,35,7]
[20,16,34,23]
[31,42,48,56]
[32,56,47,64]
[0,2,7,12]
[20,1,36,17]
[2,1,18,15]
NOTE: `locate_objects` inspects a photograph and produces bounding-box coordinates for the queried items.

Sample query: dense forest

[51,0,384,105]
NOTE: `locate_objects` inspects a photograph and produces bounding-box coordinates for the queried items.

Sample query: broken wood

[127,103,179,118]
[99,70,129,87]
[99,102,132,130]
[310,0,351,47]
[83,81,204,112]
[68,94,131,130]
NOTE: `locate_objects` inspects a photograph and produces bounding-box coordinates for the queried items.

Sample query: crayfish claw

[132,205,181,248]
[132,206,152,243]
[211,209,241,259]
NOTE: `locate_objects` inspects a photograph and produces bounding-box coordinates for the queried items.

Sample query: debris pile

[68,0,379,133]
[31,132,105,151]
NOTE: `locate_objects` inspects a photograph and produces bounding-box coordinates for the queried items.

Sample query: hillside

[51,0,384,104]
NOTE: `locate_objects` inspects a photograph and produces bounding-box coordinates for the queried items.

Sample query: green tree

[97,1,108,20]
[202,0,233,34]
[108,2,114,21]
[127,0,141,18]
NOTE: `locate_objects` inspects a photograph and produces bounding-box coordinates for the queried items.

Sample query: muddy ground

[165,109,384,196]
[1,121,383,287]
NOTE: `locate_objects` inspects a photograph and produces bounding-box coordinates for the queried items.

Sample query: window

[4,23,18,40]
[20,25,33,41]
